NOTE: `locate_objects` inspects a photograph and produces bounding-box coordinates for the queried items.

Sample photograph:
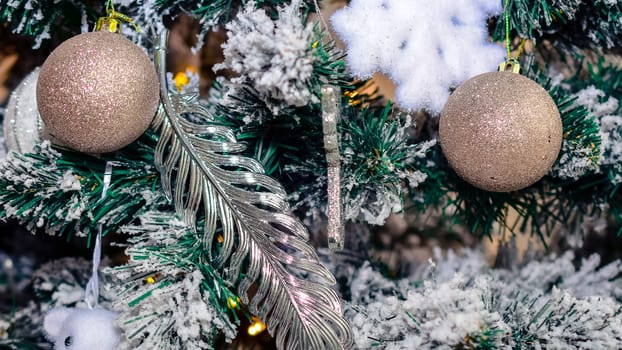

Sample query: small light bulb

[174,72,190,92]
[3,259,13,270]
[247,316,266,336]
[227,296,239,309]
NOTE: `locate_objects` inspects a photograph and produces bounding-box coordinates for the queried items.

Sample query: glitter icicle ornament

[36,7,159,154]
[439,61,562,192]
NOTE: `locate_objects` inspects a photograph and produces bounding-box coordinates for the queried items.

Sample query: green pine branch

[156,0,315,26]
[494,0,622,49]
[0,133,248,347]
[0,0,99,47]
[340,102,434,223]
[546,60,622,233]
[111,211,241,348]
[0,133,160,242]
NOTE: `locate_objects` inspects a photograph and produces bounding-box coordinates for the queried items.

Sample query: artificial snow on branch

[215,1,317,115]
[341,106,434,225]
[344,250,622,349]
[573,86,622,183]
[495,0,622,48]
[156,0,315,30]
[111,211,238,349]
[0,138,161,238]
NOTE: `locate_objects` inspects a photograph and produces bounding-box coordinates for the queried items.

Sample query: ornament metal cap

[497,58,522,74]
[94,2,139,33]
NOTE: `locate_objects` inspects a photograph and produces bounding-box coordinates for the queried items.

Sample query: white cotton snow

[572,86,622,183]
[215,0,317,115]
[60,171,81,192]
[573,86,619,117]
[550,139,600,180]
[344,251,622,349]
[331,0,506,113]
[598,0,620,6]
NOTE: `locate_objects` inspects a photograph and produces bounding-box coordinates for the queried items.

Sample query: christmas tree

[0,0,622,348]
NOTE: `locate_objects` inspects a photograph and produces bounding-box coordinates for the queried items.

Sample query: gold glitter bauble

[37,31,159,153]
[439,71,562,192]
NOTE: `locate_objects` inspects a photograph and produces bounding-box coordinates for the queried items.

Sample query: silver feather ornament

[152,31,353,349]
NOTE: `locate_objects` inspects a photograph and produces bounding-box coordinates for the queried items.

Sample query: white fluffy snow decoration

[342,250,622,349]
[331,0,506,113]
[215,0,316,115]
[43,307,120,350]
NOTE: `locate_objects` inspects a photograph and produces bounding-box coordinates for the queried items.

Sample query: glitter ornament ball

[439,71,563,192]
[37,31,159,153]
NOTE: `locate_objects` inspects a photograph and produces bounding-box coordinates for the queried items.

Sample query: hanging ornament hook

[95,0,140,33]
[498,0,523,74]
[84,161,114,309]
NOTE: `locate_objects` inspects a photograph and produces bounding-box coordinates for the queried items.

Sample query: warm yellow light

[227,296,240,309]
[247,316,266,336]
[146,276,156,284]
[174,72,190,92]
[173,66,197,92]
[217,234,224,243]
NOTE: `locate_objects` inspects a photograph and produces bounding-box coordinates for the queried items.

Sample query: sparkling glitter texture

[37,31,159,153]
[439,71,562,192]
[321,85,344,251]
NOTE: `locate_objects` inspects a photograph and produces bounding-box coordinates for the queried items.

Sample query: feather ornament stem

[152,31,353,350]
